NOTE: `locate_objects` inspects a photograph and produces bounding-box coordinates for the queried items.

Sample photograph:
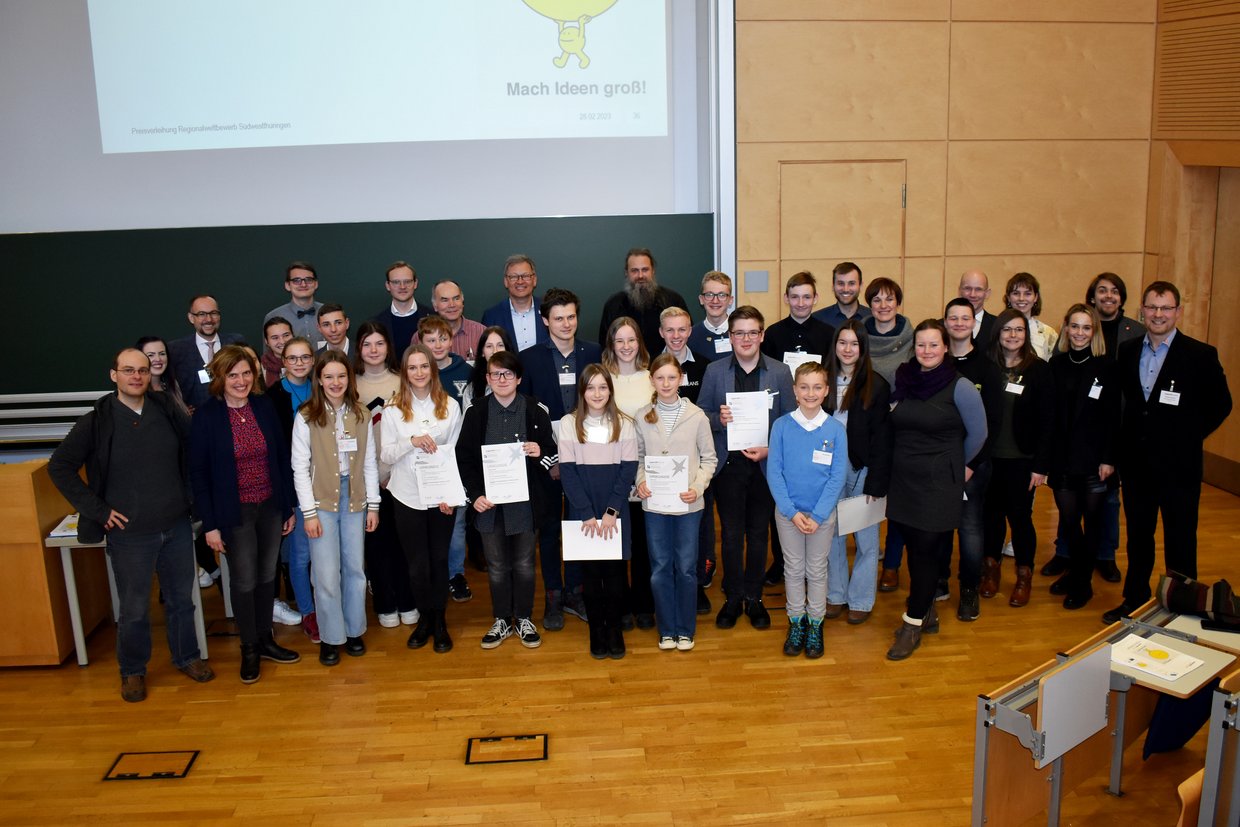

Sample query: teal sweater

[765,413,849,524]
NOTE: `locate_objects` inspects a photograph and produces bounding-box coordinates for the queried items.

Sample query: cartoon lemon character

[522,0,618,69]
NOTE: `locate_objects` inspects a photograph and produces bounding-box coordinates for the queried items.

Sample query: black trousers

[583,560,627,631]
[713,457,774,602]
[896,521,952,620]
[366,489,415,615]
[1052,474,1108,598]
[983,457,1038,567]
[624,502,654,615]
[1121,461,1202,604]
[393,500,454,614]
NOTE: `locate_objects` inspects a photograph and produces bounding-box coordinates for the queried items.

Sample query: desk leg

[191,572,209,660]
[971,697,991,827]
[105,554,120,622]
[1047,754,1063,826]
[1108,688,1128,796]
[60,547,89,667]
[219,554,233,619]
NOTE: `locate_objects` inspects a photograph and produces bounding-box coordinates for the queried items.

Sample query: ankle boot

[258,633,301,663]
[606,623,626,660]
[782,615,807,656]
[1010,566,1033,607]
[240,643,261,684]
[886,621,922,661]
[589,622,608,659]
[407,614,433,649]
[979,557,1001,599]
[921,605,940,634]
[432,609,453,653]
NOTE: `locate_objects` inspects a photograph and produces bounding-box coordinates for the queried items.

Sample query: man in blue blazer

[697,306,795,632]
[480,254,548,352]
[167,294,244,410]
[1104,281,1232,624]
[518,287,601,632]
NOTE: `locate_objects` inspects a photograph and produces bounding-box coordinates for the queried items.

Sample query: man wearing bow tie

[264,260,324,342]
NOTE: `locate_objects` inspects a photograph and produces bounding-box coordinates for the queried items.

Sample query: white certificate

[561,520,624,561]
[413,450,467,507]
[783,351,822,372]
[644,455,690,514]
[481,443,530,504]
[725,391,770,451]
[836,495,887,536]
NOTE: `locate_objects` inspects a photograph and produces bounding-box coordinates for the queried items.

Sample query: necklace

[1069,349,1090,364]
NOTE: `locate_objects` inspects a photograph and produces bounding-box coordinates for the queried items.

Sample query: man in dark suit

[167,294,244,410]
[959,268,998,347]
[598,248,689,355]
[1104,280,1232,623]
[370,261,427,353]
[480,254,548,352]
[518,287,602,632]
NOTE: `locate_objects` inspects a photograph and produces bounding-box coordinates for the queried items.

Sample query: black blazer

[480,296,549,347]
[455,394,558,524]
[975,311,998,349]
[1117,331,1232,479]
[839,373,893,498]
[517,339,603,421]
[167,332,244,410]
[999,357,1056,474]
[1048,352,1119,477]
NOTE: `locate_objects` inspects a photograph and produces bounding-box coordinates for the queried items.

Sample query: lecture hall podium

[0,460,110,666]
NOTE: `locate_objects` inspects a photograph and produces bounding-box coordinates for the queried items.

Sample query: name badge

[1005,382,1025,396]
[197,368,211,384]
[585,425,609,444]
[337,437,358,453]
[679,373,689,386]
[767,390,777,410]
[1088,382,1103,400]
[316,340,327,351]
[558,371,576,386]
[812,450,833,466]
[714,338,732,354]
[1159,389,1181,406]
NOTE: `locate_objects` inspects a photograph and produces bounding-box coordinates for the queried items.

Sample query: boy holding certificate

[765,361,848,659]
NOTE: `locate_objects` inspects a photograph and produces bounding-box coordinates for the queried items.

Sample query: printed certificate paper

[725,391,770,451]
[644,455,690,514]
[413,450,467,507]
[481,443,530,504]
[561,520,624,561]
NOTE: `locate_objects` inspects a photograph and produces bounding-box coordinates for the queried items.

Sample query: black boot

[240,644,260,683]
[589,622,608,659]
[258,633,301,663]
[432,609,453,653]
[606,623,626,660]
[407,613,433,649]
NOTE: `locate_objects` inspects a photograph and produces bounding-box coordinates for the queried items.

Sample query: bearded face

[624,277,658,310]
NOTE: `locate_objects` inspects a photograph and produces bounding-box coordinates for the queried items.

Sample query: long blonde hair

[601,316,650,374]
[644,353,683,424]
[392,344,450,421]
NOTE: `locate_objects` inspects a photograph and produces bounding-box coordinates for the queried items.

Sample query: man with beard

[598,248,690,355]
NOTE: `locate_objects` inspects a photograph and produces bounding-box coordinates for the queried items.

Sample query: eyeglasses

[284,354,313,364]
[1000,326,1026,334]
[729,330,761,340]
[701,292,731,301]
[116,367,151,376]
[506,273,535,282]
[190,310,221,319]
[1142,304,1178,314]
[488,370,516,381]
[288,276,317,286]
[388,279,415,288]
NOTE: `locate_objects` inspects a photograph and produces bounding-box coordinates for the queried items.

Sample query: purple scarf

[892,358,957,402]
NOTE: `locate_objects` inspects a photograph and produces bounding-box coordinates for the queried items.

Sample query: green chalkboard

[2,214,714,394]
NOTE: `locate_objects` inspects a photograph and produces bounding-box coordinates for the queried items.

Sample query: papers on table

[562,520,623,561]
[836,495,887,536]
[481,443,530,504]
[50,513,80,538]
[644,455,690,514]
[1111,634,1204,681]
[782,351,822,373]
[725,391,770,451]
[413,450,467,507]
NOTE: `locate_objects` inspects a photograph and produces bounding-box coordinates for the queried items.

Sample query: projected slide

[87,1,668,154]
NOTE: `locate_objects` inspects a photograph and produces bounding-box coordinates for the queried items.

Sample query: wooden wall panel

[1152,14,1240,139]
[779,161,905,261]
[736,142,947,262]
[1159,0,1240,22]
[903,256,948,324]
[737,0,948,21]
[949,23,1154,139]
[944,254,1146,333]
[1205,167,1240,463]
[735,21,949,142]
[953,0,1156,22]
[945,141,1148,255]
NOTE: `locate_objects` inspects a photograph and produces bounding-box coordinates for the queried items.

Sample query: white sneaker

[272,599,302,625]
[197,567,219,588]
[1002,541,1015,558]
[377,612,399,628]
[658,636,677,650]
[399,609,420,626]
[676,636,695,651]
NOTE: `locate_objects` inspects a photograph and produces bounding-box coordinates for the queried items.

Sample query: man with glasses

[698,306,795,631]
[1104,280,1232,624]
[598,247,689,355]
[958,268,997,346]
[49,348,213,702]
[688,271,735,362]
[264,261,323,341]
[481,254,548,352]
[372,260,428,352]
[168,294,244,410]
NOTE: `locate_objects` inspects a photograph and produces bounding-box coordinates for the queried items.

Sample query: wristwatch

[605,507,620,519]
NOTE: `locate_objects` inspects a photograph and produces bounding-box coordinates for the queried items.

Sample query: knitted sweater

[765,411,850,524]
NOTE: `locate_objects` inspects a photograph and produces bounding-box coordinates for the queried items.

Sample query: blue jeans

[280,510,314,614]
[828,466,879,611]
[107,517,200,676]
[882,522,905,570]
[645,510,702,639]
[308,478,368,645]
[951,460,991,588]
[448,505,466,579]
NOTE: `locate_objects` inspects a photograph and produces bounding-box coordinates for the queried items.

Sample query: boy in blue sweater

[765,361,848,659]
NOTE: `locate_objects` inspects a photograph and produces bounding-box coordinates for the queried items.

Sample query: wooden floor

[2,486,1238,825]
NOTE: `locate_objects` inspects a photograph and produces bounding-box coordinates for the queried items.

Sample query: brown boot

[878,567,900,592]
[886,620,922,660]
[979,557,1001,599]
[1009,566,1033,607]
